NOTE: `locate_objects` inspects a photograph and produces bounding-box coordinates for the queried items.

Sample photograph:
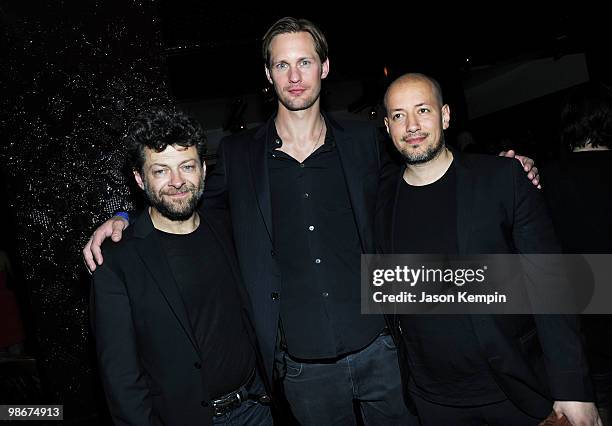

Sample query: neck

[148,207,200,234]
[403,147,454,186]
[275,103,324,148]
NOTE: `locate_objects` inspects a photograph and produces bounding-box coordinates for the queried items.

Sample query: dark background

[0,2,609,423]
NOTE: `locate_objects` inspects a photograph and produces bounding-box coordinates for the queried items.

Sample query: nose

[405,113,420,133]
[168,170,185,188]
[288,66,301,84]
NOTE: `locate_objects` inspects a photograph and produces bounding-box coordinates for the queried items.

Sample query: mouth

[287,87,306,96]
[164,191,190,199]
[403,135,427,145]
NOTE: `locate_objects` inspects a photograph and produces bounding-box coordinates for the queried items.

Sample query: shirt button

[270,249,276,257]
[275,138,281,145]
[303,193,309,198]
[322,292,329,298]
[300,163,305,168]
[315,258,321,264]
[194,362,202,369]
[271,292,279,300]
[308,225,315,231]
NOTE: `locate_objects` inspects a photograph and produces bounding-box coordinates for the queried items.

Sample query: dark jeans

[412,393,541,426]
[277,333,418,425]
[212,373,272,426]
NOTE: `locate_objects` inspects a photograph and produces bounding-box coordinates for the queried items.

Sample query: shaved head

[384,73,443,113]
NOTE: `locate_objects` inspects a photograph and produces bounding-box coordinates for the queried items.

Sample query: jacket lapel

[132,211,201,356]
[453,150,476,255]
[377,166,404,255]
[331,116,372,251]
[248,120,274,243]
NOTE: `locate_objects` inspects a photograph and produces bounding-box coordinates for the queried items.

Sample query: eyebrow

[148,159,196,168]
[389,102,430,111]
[273,55,314,64]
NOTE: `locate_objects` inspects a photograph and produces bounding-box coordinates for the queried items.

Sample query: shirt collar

[267,115,336,153]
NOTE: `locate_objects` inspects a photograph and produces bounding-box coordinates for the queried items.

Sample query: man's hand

[552,401,602,426]
[499,149,541,189]
[83,216,129,273]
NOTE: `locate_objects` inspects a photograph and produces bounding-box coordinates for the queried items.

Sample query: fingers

[529,166,541,188]
[83,237,97,273]
[512,154,530,170]
[82,216,128,273]
[91,228,106,267]
[111,218,126,242]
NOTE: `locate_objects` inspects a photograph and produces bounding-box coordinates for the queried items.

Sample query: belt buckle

[212,389,246,417]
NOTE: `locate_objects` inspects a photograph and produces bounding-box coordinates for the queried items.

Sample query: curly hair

[261,17,328,69]
[125,107,207,174]
[561,82,612,151]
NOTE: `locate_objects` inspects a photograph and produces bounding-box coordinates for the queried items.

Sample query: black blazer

[91,209,262,426]
[376,150,593,419]
[203,113,394,380]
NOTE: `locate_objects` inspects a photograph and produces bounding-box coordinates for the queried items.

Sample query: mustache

[161,185,196,196]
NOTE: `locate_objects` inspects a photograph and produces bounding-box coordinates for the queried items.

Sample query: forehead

[387,79,439,108]
[144,144,199,165]
[269,31,317,62]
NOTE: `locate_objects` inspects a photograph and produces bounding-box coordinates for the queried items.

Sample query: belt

[211,370,270,417]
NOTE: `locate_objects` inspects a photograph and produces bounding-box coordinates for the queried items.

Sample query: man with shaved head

[379,73,601,425]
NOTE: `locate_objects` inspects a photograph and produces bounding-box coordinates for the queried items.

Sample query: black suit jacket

[376,150,593,419]
[203,113,393,380]
[91,209,262,426]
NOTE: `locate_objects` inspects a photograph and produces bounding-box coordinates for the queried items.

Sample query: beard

[400,133,445,165]
[276,84,321,112]
[143,177,204,221]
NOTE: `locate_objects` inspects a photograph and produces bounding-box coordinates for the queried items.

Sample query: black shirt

[394,163,505,405]
[157,219,255,398]
[268,119,385,359]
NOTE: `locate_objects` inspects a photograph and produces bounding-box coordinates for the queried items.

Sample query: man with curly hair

[90,107,272,426]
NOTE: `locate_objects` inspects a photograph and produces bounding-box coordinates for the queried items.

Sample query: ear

[383,117,390,134]
[321,58,330,80]
[442,104,451,130]
[265,65,273,85]
[133,170,145,191]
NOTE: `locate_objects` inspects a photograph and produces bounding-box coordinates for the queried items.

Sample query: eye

[418,107,431,114]
[152,169,166,176]
[299,59,311,67]
[391,113,404,121]
[275,62,288,70]
[182,164,196,172]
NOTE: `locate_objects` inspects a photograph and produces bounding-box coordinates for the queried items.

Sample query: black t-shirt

[157,220,255,398]
[394,163,505,405]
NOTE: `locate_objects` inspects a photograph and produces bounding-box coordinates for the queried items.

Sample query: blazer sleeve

[91,259,154,426]
[510,161,593,402]
[202,137,230,213]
